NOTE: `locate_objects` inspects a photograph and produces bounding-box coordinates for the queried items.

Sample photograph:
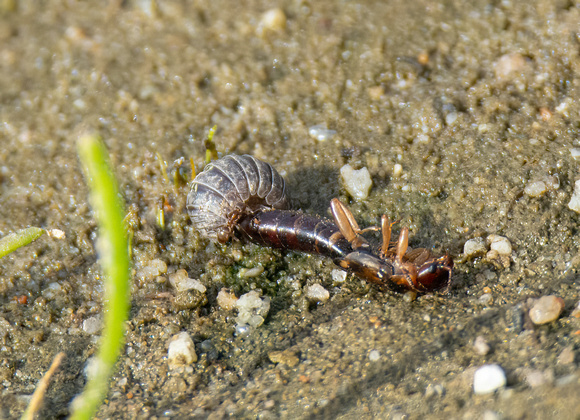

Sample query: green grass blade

[69,133,131,420]
[0,227,45,258]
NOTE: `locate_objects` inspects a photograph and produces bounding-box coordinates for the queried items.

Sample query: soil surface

[0,1,579,419]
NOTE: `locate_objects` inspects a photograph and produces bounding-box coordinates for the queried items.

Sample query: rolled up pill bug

[187,154,290,243]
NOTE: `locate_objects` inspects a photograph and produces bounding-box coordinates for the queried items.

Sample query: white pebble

[473,364,507,395]
[236,291,270,329]
[494,53,527,81]
[169,269,206,293]
[445,112,458,125]
[529,295,565,325]
[368,350,381,361]
[473,336,490,355]
[340,164,373,201]
[568,180,580,213]
[331,269,347,283]
[238,266,264,278]
[487,235,512,256]
[570,148,580,160]
[305,284,330,302]
[82,316,101,335]
[216,289,238,310]
[167,332,197,367]
[524,369,553,388]
[463,238,487,257]
[524,180,547,197]
[257,8,286,35]
[308,124,336,141]
[47,229,66,239]
[136,259,167,282]
[392,163,403,178]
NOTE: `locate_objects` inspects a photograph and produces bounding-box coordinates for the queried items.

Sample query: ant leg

[330,198,368,250]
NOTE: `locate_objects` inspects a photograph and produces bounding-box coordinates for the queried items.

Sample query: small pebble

[340,164,373,201]
[257,8,286,35]
[524,180,547,197]
[482,410,501,420]
[463,237,487,257]
[392,163,403,178]
[473,364,507,395]
[167,332,197,367]
[238,266,264,278]
[169,269,206,293]
[529,295,565,325]
[570,148,580,160]
[308,124,336,141]
[487,235,512,255]
[568,180,580,213]
[424,383,445,398]
[305,284,330,302]
[368,350,381,362]
[268,349,299,367]
[494,53,528,81]
[82,316,101,335]
[473,336,491,356]
[47,229,66,239]
[136,259,167,282]
[523,369,553,388]
[331,269,347,283]
[236,291,270,329]
[478,293,493,305]
[558,346,574,365]
[216,289,238,310]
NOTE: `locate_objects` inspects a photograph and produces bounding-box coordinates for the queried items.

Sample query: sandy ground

[0,0,579,418]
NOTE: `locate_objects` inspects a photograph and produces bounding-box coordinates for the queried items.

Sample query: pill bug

[187,154,290,243]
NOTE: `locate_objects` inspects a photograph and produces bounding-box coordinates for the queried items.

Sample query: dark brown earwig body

[188,155,453,293]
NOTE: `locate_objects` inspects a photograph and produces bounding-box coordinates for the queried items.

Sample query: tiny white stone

[239,266,264,278]
[529,295,565,325]
[340,164,373,201]
[392,163,403,178]
[82,316,101,335]
[445,112,458,125]
[568,180,580,213]
[368,350,381,361]
[473,336,490,355]
[473,364,507,395]
[236,291,270,330]
[524,180,547,197]
[257,8,287,34]
[331,269,347,283]
[216,289,238,310]
[305,284,330,302]
[167,332,197,367]
[137,259,167,282]
[47,229,66,239]
[169,269,206,293]
[487,235,512,256]
[463,238,487,257]
[570,148,580,160]
[308,124,336,141]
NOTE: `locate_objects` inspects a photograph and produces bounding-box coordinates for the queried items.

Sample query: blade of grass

[21,352,65,420]
[69,133,131,420]
[0,227,45,258]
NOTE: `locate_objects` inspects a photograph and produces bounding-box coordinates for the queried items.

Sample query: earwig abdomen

[187,154,290,242]
[238,210,351,261]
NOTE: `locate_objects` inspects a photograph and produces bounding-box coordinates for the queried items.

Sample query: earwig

[187,155,453,293]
